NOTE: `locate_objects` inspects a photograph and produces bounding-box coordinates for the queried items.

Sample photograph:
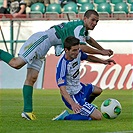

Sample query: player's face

[84,14,99,30]
[66,45,80,60]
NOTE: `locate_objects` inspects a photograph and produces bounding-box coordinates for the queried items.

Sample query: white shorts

[18,28,62,71]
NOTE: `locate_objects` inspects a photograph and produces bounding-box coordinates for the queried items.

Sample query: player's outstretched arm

[86,37,113,56]
[80,45,113,56]
[87,55,116,65]
[103,59,116,65]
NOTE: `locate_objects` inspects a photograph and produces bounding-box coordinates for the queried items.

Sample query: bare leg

[25,68,39,86]
[8,57,26,69]
[86,86,102,103]
[90,109,102,120]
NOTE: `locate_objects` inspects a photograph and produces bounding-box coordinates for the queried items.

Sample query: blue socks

[65,114,92,120]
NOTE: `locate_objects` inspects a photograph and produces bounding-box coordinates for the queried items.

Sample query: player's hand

[103,59,116,65]
[101,49,113,56]
[71,103,82,114]
[108,49,113,56]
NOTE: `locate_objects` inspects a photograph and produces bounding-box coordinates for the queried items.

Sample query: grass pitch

[0,89,133,133]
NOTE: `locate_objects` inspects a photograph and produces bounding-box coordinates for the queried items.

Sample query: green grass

[0,89,133,133]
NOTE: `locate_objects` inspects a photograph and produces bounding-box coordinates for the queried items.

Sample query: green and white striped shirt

[53,20,89,47]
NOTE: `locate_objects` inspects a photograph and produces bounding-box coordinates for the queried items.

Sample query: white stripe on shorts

[80,102,95,117]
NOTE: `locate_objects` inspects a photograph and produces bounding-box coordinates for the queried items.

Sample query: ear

[83,16,87,21]
[64,48,68,52]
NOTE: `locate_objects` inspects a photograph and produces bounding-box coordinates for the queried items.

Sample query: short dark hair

[84,10,99,18]
[64,36,80,50]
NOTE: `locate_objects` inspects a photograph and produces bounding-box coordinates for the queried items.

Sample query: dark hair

[64,36,80,50]
[84,10,99,18]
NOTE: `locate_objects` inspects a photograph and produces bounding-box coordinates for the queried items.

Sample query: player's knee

[96,112,102,120]
[91,109,102,120]
[93,113,102,120]
[10,64,22,69]
[9,58,25,69]
[9,62,21,69]
[93,86,103,96]
[96,87,103,96]
[26,75,38,85]
[31,75,38,83]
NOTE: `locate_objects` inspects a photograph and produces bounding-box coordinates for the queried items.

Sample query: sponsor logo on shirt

[73,69,79,78]
[72,61,78,68]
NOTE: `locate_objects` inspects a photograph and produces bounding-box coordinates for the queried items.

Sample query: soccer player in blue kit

[0,10,113,120]
[53,36,116,120]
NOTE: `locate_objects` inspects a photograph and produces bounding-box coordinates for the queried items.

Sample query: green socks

[0,49,13,64]
[23,85,33,112]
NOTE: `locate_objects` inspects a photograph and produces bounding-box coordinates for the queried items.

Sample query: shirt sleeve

[78,36,87,45]
[78,27,86,45]
[56,57,67,87]
[80,50,88,60]
[76,26,90,45]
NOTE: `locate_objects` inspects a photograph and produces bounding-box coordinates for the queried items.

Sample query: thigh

[81,83,94,99]
[62,91,85,110]
[80,102,102,120]
[9,57,26,69]
[90,108,102,120]
[18,31,47,64]
[80,102,95,116]
[68,84,94,107]
[92,85,102,95]
[25,68,39,86]
[27,59,43,72]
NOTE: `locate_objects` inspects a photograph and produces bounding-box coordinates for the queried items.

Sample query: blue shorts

[62,83,94,107]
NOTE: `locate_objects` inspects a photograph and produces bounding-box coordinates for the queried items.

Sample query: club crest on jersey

[58,78,65,85]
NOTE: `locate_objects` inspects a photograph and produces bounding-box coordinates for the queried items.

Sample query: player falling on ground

[0,10,113,120]
[53,36,116,120]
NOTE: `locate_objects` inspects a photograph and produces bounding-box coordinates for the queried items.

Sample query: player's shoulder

[68,19,84,25]
[79,49,84,54]
[57,54,66,66]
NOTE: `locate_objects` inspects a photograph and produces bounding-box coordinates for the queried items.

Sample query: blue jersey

[56,50,88,95]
